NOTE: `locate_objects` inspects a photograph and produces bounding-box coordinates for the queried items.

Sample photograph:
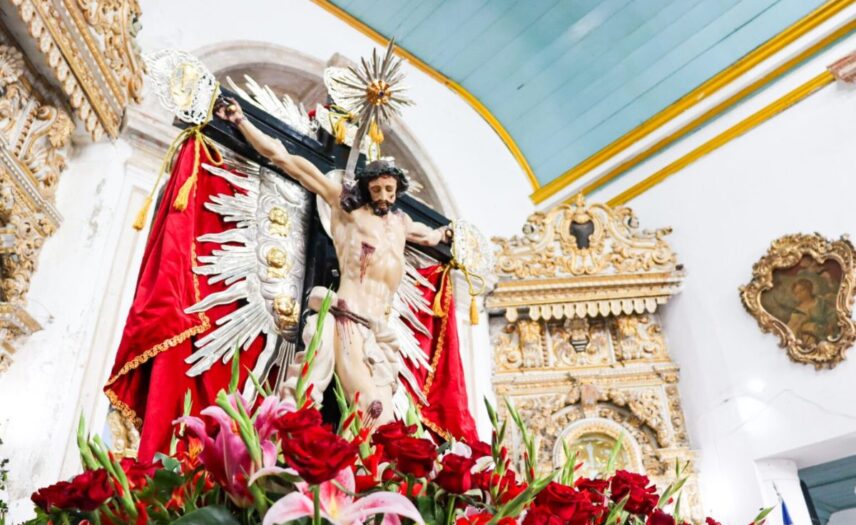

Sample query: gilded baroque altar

[488,196,702,521]
[0,0,143,370]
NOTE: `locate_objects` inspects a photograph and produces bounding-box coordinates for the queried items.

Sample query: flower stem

[446,495,457,525]
[313,484,321,525]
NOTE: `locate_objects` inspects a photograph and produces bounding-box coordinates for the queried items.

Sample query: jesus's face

[367,174,397,216]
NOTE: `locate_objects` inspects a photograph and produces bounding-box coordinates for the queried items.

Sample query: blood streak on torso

[331,205,406,321]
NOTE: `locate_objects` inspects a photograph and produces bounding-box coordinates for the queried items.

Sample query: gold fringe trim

[420,409,452,441]
[104,388,143,429]
[104,321,210,387]
[422,270,451,398]
[105,240,211,430]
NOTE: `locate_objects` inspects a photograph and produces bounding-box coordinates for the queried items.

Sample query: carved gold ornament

[266,247,291,279]
[273,295,300,336]
[268,207,290,237]
[740,233,856,369]
[489,197,701,521]
[488,195,682,321]
[9,0,144,139]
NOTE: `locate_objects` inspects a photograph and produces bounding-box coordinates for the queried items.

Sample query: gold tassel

[369,118,384,145]
[469,296,479,325]
[132,195,153,231]
[333,117,347,144]
[172,133,206,211]
[172,171,196,211]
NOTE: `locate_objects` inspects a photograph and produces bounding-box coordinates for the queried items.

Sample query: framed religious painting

[740,233,856,368]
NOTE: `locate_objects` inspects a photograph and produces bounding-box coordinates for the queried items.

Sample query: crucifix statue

[215,98,452,423]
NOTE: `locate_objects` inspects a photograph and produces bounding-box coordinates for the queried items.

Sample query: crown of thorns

[356,158,408,182]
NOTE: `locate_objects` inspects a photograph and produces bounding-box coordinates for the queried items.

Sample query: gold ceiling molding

[740,233,856,369]
[308,0,539,191]
[9,0,144,140]
[488,195,682,321]
[489,199,699,518]
[567,18,856,206]
[0,26,73,372]
[608,70,833,207]
[531,0,854,204]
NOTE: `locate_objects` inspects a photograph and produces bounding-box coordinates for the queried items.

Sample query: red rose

[705,518,723,525]
[386,436,437,478]
[648,509,676,525]
[610,470,658,515]
[575,477,608,493]
[282,425,358,484]
[120,458,157,490]
[372,420,417,448]
[457,512,516,525]
[32,469,113,512]
[534,482,604,525]
[434,453,476,493]
[522,506,565,525]
[275,407,323,436]
[468,440,492,459]
[456,512,493,525]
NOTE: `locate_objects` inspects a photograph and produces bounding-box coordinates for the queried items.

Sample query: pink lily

[262,467,425,525]
[177,393,294,507]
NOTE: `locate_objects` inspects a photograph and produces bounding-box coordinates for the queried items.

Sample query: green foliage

[171,506,242,525]
[296,291,333,407]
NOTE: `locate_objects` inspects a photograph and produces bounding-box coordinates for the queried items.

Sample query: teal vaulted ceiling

[322,0,833,195]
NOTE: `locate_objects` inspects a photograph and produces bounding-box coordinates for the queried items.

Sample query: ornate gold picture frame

[740,233,856,368]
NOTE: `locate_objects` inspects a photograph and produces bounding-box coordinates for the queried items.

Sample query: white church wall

[0,139,156,519]
[586,38,856,523]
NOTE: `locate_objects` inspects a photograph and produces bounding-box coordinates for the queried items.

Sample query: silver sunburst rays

[324,40,413,174]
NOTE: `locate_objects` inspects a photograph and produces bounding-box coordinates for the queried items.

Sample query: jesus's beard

[370,200,393,216]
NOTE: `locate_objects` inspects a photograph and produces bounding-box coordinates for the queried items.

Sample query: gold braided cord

[423,269,452,397]
[105,389,143,430]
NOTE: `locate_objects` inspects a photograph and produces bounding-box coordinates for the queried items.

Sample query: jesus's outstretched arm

[215,97,341,205]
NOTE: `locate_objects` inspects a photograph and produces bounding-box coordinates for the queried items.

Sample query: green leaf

[170,506,242,525]
[416,496,438,525]
[484,398,498,429]
[228,347,241,393]
[76,414,98,470]
[604,494,629,525]
[296,291,332,406]
[605,434,624,476]
[751,506,774,524]
[154,454,182,474]
[247,369,270,398]
[152,469,184,494]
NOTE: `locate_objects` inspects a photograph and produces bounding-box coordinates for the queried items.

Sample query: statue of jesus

[215,98,452,423]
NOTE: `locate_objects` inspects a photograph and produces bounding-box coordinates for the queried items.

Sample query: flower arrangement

[24,299,771,525]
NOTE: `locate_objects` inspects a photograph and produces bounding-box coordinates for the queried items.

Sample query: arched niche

[193,40,459,218]
[553,416,645,478]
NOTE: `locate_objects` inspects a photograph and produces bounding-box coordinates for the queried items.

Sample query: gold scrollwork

[493,195,676,280]
[740,233,856,369]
